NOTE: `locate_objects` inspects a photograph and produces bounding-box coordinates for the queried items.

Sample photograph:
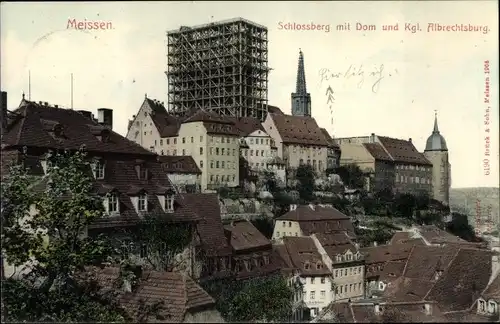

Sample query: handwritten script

[318,64,398,93]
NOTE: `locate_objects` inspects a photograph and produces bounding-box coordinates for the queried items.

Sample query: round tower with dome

[423,111,451,206]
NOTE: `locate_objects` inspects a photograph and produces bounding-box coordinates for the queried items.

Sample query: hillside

[450,187,499,231]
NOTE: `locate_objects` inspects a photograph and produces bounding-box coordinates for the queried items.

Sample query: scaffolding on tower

[166,18,270,121]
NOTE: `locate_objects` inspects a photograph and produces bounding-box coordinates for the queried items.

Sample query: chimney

[1,91,7,136]
[97,108,113,130]
[370,133,376,143]
[77,110,93,120]
[290,204,297,211]
[409,138,412,143]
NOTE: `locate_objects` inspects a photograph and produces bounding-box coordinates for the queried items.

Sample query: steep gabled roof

[377,136,432,165]
[363,143,392,161]
[181,193,232,257]
[224,220,271,251]
[3,100,154,156]
[320,128,340,148]
[88,266,216,322]
[158,156,201,174]
[268,113,329,146]
[282,236,330,276]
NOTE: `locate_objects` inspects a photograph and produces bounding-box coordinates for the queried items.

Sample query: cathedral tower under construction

[166,18,270,121]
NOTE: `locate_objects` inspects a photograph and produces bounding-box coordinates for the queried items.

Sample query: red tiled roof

[377,136,432,165]
[227,116,266,137]
[277,205,354,236]
[267,104,284,115]
[180,193,232,257]
[319,128,340,148]
[88,266,216,322]
[268,113,329,146]
[277,205,350,221]
[281,236,330,276]
[158,155,201,174]
[316,232,358,258]
[361,243,414,265]
[402,245,459,281]
[425,248,493,312]
[224,220,271,251]
[363,143,392,161]
[3,100,155,155]
[482,272,500,300]
[419,225,467,244]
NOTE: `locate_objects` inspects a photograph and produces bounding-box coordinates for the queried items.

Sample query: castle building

[291,49,311,117]
[423,112,451,206]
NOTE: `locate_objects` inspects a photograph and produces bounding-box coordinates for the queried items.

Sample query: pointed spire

[295,49,307,93]
[433,110,440,133]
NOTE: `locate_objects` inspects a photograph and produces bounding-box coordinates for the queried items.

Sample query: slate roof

[377,136,432,165]
[280,236,331,276]
[224,220,271,252]
[87,266,216,322]
[363,143,392,161]
[180,193,232,257]
[3,100,155,155]
[268,113,330,146]
[158,155,201,174]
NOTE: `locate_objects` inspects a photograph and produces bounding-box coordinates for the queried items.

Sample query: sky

[1,1,499,188]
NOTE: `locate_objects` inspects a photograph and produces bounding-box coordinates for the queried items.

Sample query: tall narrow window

[166,194,174,212]
[92,160,105,179]
[138,194,148,211]
[108,194,119,213]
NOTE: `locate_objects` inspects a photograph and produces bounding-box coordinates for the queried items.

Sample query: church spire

[295,49,307,94]
[433,110,440,133]
[291,49,312,117]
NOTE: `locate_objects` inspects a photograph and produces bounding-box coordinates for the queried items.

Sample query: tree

[251,214,274,239]
[295,164,315,203]
[1,149,124,322]
[203,275,293,322]
[446,212,482,242]
[239,156,257,185]
[394,193,416,218]
[116,215,193,272]
[335,164,365,189]
[262,170,278,194]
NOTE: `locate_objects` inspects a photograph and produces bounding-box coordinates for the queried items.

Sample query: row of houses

[125,95,451,206]
[269,203,499,322]
[125,97,341,191]
[0,94,287,322]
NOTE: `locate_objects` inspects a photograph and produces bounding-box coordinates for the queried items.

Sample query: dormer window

[304,262,310,270]
[488,300,498,314]
[166,194,174,212]
[138,194,148,212]
[135,160,148,180]
[92,159,105,179]
[104,193,119,215]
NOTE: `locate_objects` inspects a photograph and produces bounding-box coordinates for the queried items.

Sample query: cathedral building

[423,112,451,206]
